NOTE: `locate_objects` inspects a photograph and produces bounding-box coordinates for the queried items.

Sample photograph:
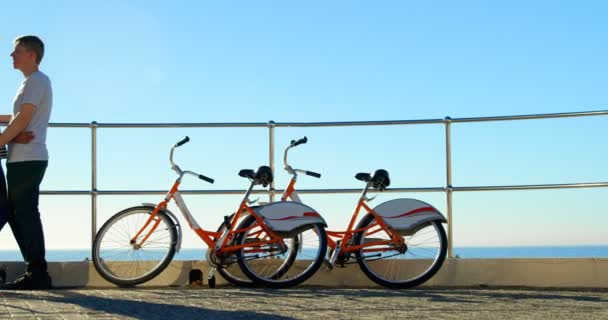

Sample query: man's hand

[11,131,34,144]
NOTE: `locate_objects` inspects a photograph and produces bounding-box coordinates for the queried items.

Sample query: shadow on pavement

[154,287,607,304]
[0,290,295,320]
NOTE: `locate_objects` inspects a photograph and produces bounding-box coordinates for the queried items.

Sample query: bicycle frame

[130,142,285,259]
[280,140,403,266]
[282,181,403,257]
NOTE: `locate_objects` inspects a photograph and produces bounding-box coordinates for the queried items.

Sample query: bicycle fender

[371,199,447,233]
[253,202,327,233]
[142,203,183,252]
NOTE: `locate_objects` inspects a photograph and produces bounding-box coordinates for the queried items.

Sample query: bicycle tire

[235,215,327,288]
[93,206,178,286]
[354,214,447,289]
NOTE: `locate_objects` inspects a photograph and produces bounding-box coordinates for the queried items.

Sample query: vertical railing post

[268,120,276,202]
[444,117,454,258]
[91,121,98,258]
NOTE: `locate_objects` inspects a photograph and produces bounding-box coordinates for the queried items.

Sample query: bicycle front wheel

[93,206,178,286]
[235,215,327,288]
[354,214,447,289]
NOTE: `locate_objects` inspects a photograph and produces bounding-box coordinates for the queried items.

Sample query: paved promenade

[1,287,607,319]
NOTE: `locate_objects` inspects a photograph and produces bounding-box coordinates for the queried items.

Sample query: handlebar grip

[198,174,214,184]
[305,171,321,178]
[291,136,308,147]
[176,136,190,147]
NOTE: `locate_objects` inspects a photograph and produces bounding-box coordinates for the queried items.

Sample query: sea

[0,246,607,262]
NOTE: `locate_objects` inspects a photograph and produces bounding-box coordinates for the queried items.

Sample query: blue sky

[0,1,606,250]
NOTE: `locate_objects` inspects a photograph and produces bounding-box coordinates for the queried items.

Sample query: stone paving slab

[0,287,607,319]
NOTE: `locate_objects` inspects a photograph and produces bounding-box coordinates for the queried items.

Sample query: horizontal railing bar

[26,123,269,129]
[275,119,444,127]
[453,182,608,192]
[452,110,608,123]
[40,182,607,196]
[33,110,607,129]
[290,188,445,194]
[40,191,92,195]
[98,189,263,195]
[93,123,269,128]
[42,120,444,129]
[39,187,445,196]
[48,123,92,128]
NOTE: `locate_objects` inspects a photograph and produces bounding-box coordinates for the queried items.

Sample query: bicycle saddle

[371,169,390,191]
[355,172,372,182]
[254,166,273,187]
[355,170,390,190]
[239,169,255,179]
[239,166,273,187]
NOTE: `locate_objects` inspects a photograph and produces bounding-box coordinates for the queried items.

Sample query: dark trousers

[0,163,9,231]
[7,161,48,275]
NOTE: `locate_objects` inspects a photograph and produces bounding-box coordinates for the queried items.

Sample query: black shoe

[1,273,52,290]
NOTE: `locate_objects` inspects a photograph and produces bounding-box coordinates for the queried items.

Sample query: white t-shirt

[8,71,52,163]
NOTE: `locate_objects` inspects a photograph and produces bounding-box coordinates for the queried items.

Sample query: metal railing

[40,110,608,258]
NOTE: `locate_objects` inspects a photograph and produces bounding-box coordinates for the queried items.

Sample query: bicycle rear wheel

[354,214,447,289]
[93,206,177,286]
[235,215,327,288]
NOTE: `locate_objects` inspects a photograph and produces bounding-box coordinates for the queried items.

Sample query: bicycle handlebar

[304,170,321,178]
[291,136,307,147]
[198,174,214,184]
[284,136,321,180]
[176,136,190,147]
[169,137,214,184]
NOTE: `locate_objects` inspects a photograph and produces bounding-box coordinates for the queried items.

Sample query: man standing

[0,35,53,290]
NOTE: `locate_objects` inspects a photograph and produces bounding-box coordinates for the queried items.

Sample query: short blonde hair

[15,35,45,65]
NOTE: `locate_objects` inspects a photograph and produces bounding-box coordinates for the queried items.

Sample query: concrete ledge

[1,258,606,288]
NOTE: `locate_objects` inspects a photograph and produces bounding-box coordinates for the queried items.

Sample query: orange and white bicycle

[282,137,448,289]
[92,137,328,288]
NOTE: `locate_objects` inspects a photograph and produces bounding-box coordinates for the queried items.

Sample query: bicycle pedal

[323,258,334,270]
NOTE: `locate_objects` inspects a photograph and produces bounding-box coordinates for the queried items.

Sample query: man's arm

[0,113,32,143]
[12,131,34,144]
[0,104,35,145]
